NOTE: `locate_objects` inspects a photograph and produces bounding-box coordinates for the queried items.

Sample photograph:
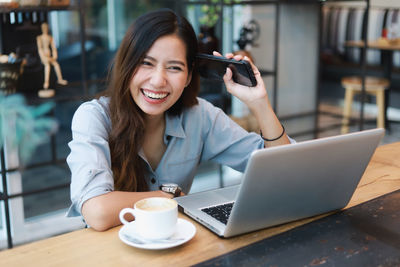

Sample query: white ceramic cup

[119,197,178,240]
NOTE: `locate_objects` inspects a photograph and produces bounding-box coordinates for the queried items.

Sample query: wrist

[249,98,274,121]
[159,183,182,198]
[260,123,285,142]
[159,190,174,199]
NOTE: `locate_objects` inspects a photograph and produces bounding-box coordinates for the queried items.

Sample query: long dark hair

[106,9,199,192]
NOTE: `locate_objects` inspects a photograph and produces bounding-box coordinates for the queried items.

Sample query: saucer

[119,218,196,250]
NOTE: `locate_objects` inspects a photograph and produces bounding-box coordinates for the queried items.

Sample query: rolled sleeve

[66,99,114,217]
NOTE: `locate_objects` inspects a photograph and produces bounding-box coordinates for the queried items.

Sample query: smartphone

[196,54,257,87]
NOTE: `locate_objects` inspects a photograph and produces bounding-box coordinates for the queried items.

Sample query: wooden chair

[341,76,389,134]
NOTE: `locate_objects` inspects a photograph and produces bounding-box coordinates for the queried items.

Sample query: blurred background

[1,0,400,249]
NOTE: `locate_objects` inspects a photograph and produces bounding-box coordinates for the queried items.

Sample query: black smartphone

[196,54,257,87]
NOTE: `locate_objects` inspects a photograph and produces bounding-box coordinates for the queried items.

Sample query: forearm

[217,52,290,147]
[249,97,290,147]
[82,190,173,231]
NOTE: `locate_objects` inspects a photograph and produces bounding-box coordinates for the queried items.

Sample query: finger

[223,67,234,89]
[241,56,264,88]
[244,56,260,76]
[242,56,254,64]
[233,54,243,61]
[213,51,222,57]
[224,67,232,80]
[225,52,234,59]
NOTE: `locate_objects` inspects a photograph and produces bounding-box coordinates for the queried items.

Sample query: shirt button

[151,178,156,184]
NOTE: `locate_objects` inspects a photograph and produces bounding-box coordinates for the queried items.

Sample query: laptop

[175,128,384,238]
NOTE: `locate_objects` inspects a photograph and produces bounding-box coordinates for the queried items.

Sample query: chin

[140,104,170,116]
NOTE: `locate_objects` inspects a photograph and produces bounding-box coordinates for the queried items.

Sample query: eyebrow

[145,56,186,67]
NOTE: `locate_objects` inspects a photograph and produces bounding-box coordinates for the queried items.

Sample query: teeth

[142,90,168,99]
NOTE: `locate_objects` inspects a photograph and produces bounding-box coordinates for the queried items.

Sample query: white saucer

[119,218,196,250]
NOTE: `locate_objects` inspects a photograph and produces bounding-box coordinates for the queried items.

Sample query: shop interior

[1,0,400,249]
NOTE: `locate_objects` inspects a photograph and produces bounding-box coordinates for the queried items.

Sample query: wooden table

[345,40,400,51]
[344,40,400,80]
[1,142,400,267]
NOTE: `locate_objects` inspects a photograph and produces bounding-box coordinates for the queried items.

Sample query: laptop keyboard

[201,202,234,225]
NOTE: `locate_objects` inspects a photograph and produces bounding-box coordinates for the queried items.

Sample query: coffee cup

[119,197,178,240]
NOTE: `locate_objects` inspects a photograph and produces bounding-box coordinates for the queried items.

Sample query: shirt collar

[165,112,186,139]
[139,112,186,163]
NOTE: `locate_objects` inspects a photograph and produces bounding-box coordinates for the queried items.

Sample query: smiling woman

[130,35,192,116]
[66,8,292,231]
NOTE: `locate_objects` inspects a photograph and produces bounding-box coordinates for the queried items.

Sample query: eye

[141,60,153,66]
[168,65,183,71]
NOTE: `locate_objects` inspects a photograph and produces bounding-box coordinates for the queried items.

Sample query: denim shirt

[66,97,290,217]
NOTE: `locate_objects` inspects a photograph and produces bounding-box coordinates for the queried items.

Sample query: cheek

[129,68,146,87]
[129,72,142,92]
[176,73,191,89]
[175,80,187,96]
[129,77,141,102]
[185,71,192,87]
[129,85,135,100]
[128,79,135,97]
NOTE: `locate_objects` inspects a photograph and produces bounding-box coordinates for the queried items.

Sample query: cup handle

[119,208,136,225]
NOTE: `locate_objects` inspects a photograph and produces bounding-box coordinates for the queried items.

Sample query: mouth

[141,89,169,100]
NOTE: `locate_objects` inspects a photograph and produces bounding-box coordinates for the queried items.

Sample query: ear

[185,70,193,87]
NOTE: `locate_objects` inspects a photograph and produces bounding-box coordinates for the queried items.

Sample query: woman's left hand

[213,51,290,146]
[213,51,270,110]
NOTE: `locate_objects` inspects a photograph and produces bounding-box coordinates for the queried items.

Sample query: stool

[341,76,389,134]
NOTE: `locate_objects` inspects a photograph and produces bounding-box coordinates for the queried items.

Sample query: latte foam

[136,198,176,211]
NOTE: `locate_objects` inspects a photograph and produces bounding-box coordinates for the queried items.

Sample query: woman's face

[130,34,191,117]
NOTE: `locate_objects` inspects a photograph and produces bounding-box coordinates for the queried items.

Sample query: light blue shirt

[66,97,291,217]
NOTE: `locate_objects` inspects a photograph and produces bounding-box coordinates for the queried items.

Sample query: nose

[150,67,167,88]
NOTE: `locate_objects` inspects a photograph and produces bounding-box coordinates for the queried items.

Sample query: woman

[67,9,292,231]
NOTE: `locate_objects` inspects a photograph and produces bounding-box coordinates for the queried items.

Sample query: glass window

[1,0,180,249]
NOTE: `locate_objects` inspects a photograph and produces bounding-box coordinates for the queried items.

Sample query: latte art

[136,198,177,211]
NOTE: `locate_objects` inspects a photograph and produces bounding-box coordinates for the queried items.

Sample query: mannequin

[36,22,67,98]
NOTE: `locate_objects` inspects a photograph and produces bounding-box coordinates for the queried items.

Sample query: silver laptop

[176,128,384,238]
